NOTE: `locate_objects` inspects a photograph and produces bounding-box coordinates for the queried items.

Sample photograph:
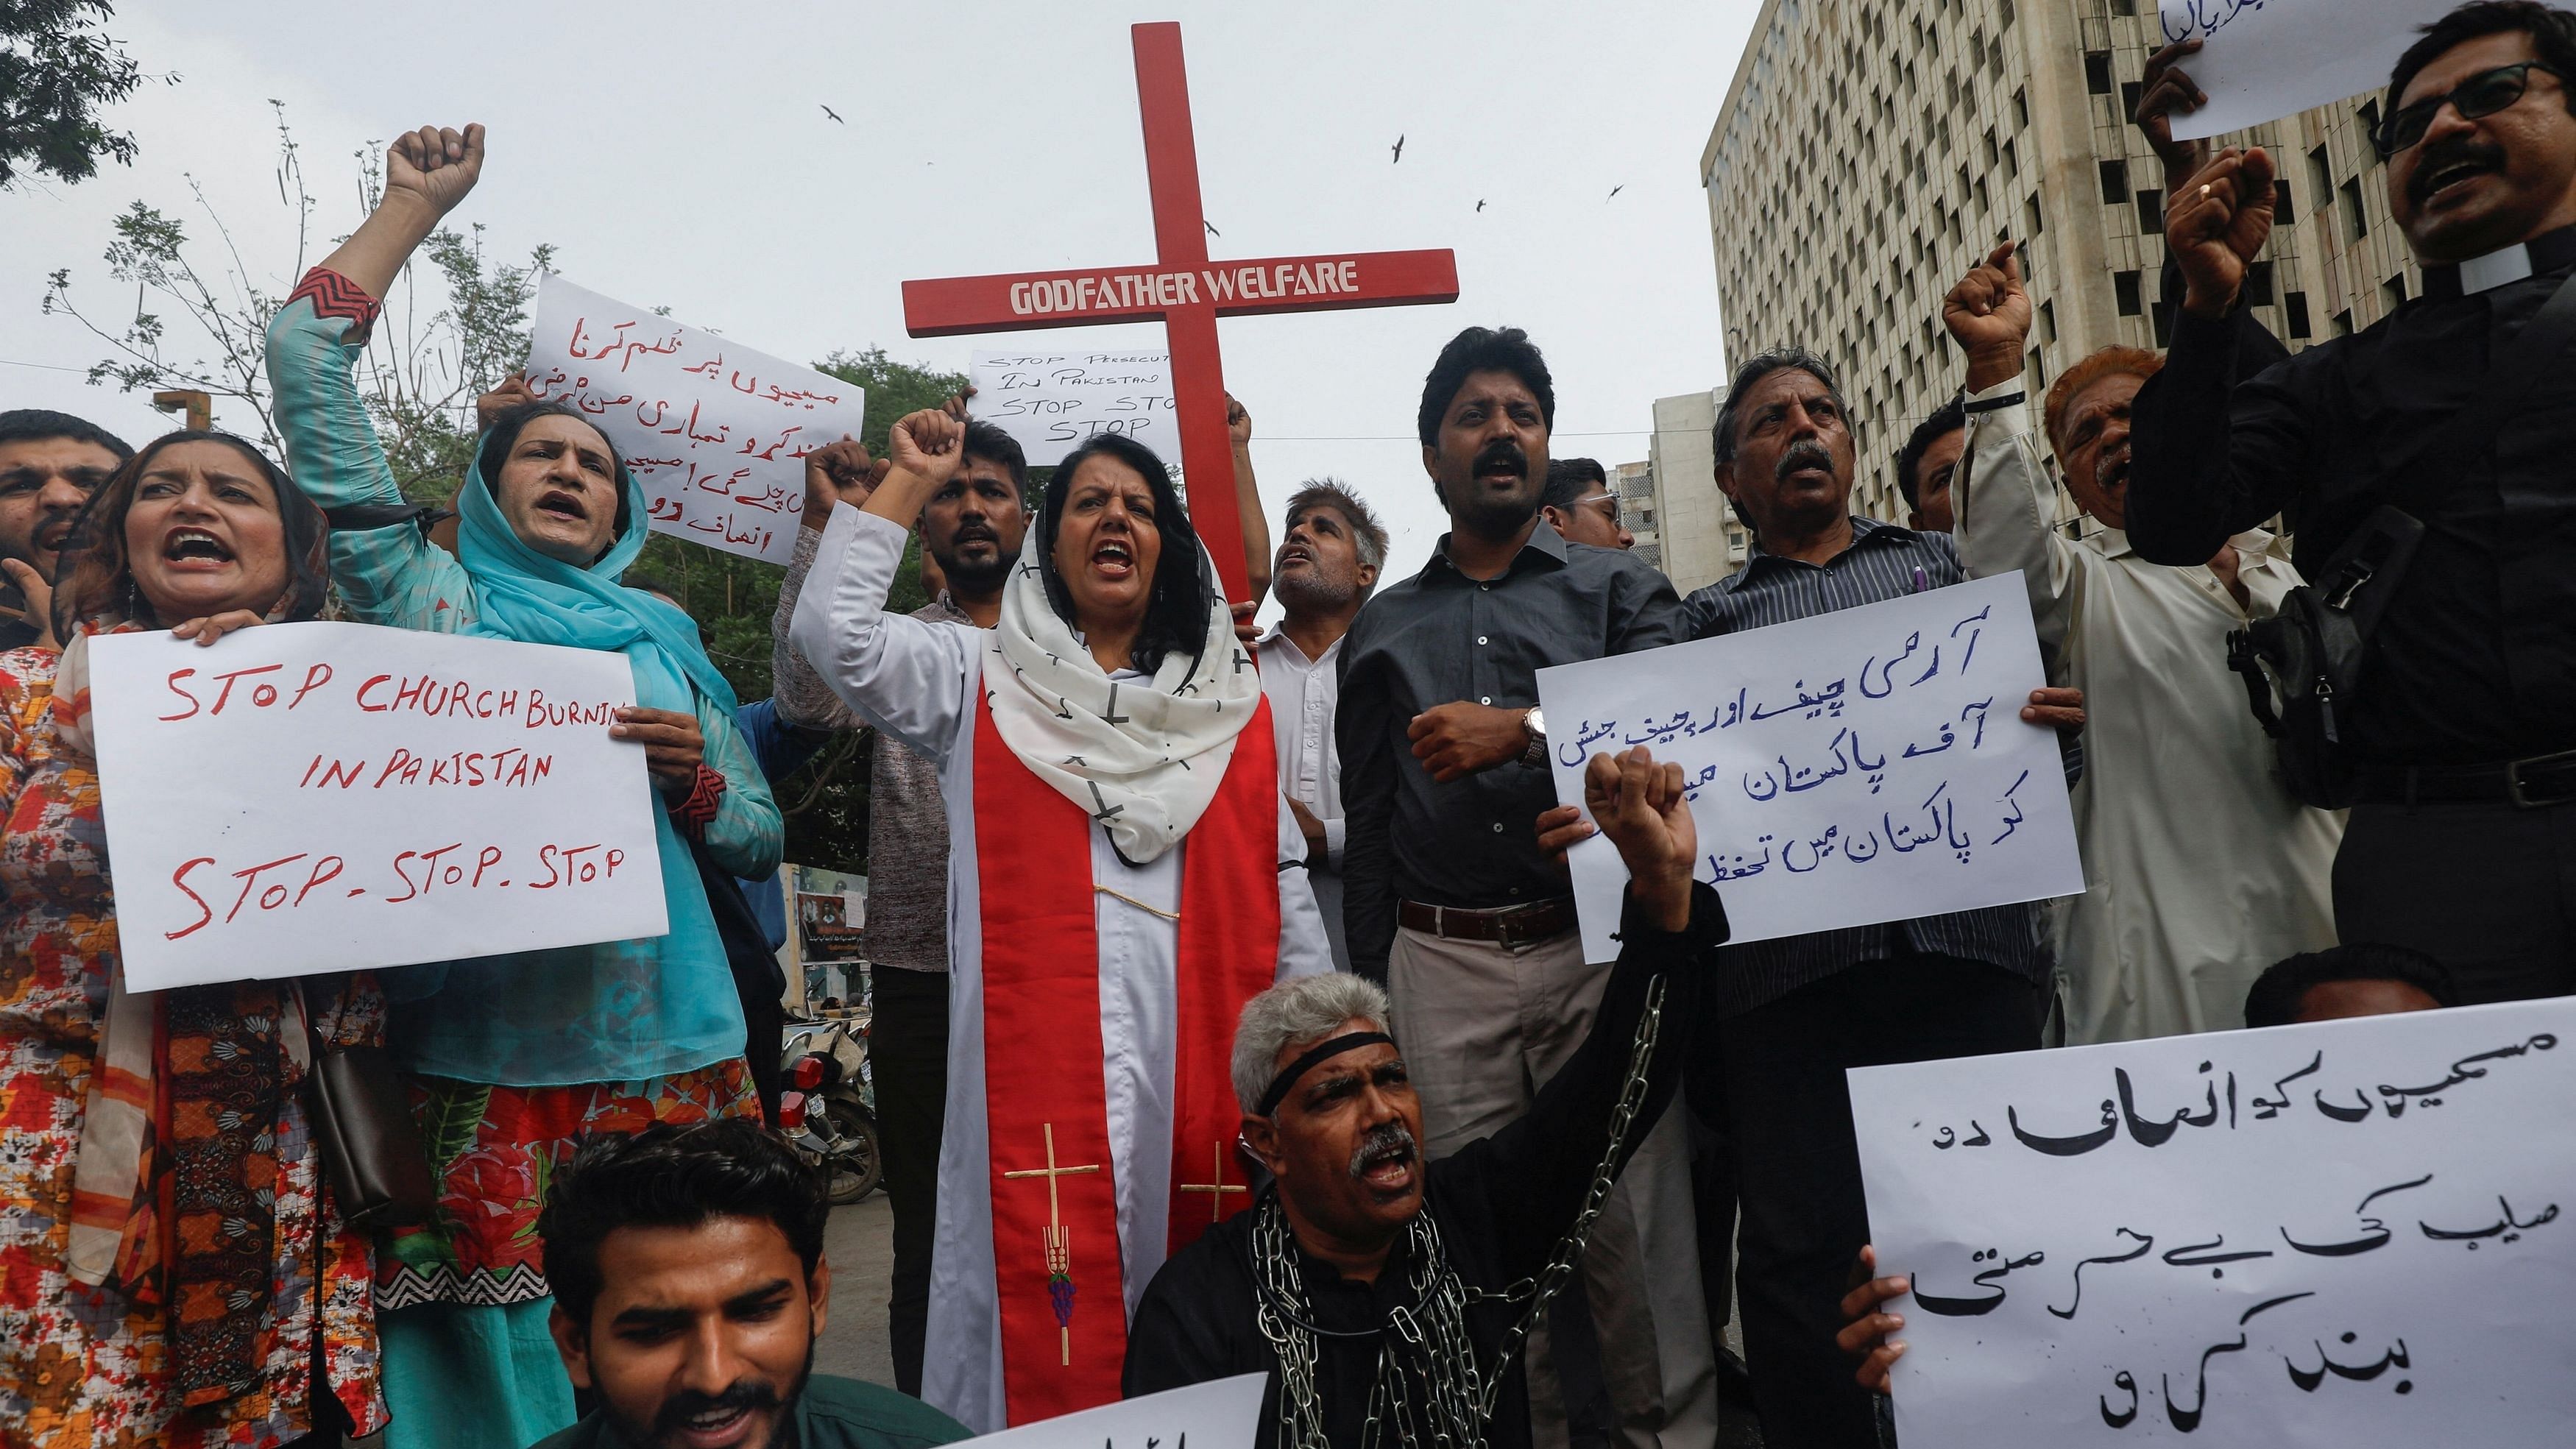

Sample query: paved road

[815,1190,899,1390]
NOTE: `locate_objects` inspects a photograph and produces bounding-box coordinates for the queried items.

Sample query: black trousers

[1712,953,2039,1449]
[870,966,951,1398]
[2334,796,2576,1003]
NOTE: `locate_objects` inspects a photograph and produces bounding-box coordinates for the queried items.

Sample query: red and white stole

[970,690,1282,1423]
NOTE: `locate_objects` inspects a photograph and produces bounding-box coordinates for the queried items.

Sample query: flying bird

[1204,219,1221,238]
[1476,199,1486,212]
[1606,184,1624,201]
[1391,134,1405,163]
[821,104,844,124]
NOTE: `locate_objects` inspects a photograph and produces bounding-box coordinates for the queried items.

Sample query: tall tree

[1,0,149,188]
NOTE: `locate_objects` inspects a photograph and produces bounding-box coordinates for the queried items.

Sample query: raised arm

[1227,393,1272,603]
[1438,748,1724,1278]
[770,440,881,731]
[316,124,485,300]
[787,410,980,759]
[263,124,485,630]
[2129,146,2312,564]
[1942,243,2082,658]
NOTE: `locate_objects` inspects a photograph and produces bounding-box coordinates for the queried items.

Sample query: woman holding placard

[0,431,392,1447]
[261,122,782,1449]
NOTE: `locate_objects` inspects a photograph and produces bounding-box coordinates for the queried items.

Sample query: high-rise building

[1610,458,1663,568]
[1694,0,2421,537]
[1643,387,1754,594]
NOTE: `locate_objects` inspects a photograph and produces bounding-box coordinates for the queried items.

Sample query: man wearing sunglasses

[2128,0,2576,1006]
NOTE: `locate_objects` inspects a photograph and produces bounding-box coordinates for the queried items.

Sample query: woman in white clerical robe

[790,408,1329,1432]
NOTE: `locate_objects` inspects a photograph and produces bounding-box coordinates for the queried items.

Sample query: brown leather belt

[1398,896,1578,947]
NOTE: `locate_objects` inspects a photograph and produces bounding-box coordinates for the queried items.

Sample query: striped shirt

[1681,517,2056,1017]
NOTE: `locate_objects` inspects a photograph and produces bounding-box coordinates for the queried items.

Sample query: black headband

[1256,1032,1395,1117]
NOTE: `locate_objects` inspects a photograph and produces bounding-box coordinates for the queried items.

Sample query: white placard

[971,349,1176,465]
[2159,0,2455,141]
[1852,998,2576,1447]
[526,274,864,565]
[87,621,669,989]
[955,1374,1264,1448]
[1536,572,2081,960]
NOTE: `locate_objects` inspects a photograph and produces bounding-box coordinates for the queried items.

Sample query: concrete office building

[1676,0,2419,575]
[1643,387,1754,595]
[1610,458,1665,569]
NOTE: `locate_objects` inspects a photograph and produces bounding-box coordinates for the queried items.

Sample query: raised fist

[386,123,486,217]
[2168,146,2276,319]
[475,371,538,433]
[1942,241,2031,392]
[886,408,965,486]
[802,437,882,528]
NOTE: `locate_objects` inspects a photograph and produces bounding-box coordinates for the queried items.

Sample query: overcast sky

[5,1,1763,586]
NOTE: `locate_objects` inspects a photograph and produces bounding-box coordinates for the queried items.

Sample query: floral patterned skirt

[375,1058,757,1311]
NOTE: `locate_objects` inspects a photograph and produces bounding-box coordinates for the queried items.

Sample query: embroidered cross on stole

[969,690,1281,1423]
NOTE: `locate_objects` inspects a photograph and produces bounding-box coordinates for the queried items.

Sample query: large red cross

[902,21,1459,603]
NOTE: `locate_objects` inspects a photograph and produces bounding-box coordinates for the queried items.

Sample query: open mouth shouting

[1471,439,1529,491]
[532,487,591,525]
[1090,535,1137,580]
[1275,540,1315,572]
[1348,1121,1420,1197]
[160,525,236,571]
[2413,142,2504,210]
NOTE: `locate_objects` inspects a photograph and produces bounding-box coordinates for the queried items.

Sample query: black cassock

[1121,885,1726,1448]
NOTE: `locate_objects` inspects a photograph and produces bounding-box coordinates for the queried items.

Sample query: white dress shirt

[1256,624,1351,971]
[1953,378,2343,1044]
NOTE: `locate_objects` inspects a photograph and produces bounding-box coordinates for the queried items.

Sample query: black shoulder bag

[2229,269,2576,808]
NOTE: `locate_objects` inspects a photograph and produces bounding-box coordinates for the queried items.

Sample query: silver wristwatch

[1521,706,1547,765]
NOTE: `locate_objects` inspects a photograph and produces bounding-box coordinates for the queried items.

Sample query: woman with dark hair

[1,431,391,1447]
[261,124,780,1449]
[790,408,1328,1431]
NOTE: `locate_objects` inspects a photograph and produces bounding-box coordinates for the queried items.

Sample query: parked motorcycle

[780,1011,882,1205]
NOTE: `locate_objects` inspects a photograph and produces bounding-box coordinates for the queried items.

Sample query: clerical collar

[2421,224,2576,299]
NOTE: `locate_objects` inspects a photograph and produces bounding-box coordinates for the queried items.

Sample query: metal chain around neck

[1247,974,1668,1447]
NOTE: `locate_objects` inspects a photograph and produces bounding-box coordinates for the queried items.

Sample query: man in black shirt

[2131,1,2576,1002]
[1124,747,1726,1449]
[1336,327,1705,1445]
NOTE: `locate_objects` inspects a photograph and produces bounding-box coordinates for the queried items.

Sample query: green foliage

[0,0,150,189]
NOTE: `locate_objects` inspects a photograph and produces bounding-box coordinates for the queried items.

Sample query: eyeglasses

[2376,60,2563,157]
[1574,492,1622,525]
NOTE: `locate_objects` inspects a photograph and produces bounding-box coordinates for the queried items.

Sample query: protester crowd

[3,5,2573,1448]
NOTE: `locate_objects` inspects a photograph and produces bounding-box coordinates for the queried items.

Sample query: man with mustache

[1943,244,2342,1044]
[2134,1,2576,1002]
[1674,346,2086,1449]
[769,411,1030,1397]
[534,1120,968,1449]
[0,410,132,650]
[1254,479,1390,972]
[1125,746,1726,1449]
[1337,326,1710,1448]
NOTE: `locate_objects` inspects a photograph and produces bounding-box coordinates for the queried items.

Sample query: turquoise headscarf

[386,439,747,1088]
